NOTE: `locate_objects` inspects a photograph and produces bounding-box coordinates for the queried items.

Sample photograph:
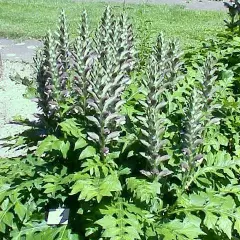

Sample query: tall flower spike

[55,10,71,94]
[181,55,220,189]
[182,88,205,171]
[117,14,136,71]
[138,33,183,180]
[199,54,218,108]
[94,6,115,56]
[72,10,94,116]
[198,54,220,129]
[165,39,184,88]
[153,34,183,90]
[35,31,59,124]
[87,57,129,160]
[86,10,133,160]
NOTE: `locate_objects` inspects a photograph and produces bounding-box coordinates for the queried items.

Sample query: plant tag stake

[47,208,70,225]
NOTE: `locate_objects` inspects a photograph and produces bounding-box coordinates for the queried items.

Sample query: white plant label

[47,208,70,225]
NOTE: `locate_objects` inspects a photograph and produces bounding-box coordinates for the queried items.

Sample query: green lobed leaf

[60,140,70,159]
[204,212,218,231]
[218,215,232,239]
[70,173,122,202]
[14,201,27,221]
[74,137,87,150]
[79,146,96,160]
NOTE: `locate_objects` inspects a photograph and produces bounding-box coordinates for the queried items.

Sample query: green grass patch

[0,0,227,48]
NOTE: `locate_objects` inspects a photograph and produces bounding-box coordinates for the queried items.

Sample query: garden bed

[1,1,240,239]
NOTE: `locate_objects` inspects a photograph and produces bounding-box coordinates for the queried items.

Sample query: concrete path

[0,38,42,63]
[77,0,227,11]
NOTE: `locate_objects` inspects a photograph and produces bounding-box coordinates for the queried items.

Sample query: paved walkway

[77,0,227,11]
[0,38,42,63]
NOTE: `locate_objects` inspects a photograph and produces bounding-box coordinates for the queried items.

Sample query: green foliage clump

[1,6,240,240]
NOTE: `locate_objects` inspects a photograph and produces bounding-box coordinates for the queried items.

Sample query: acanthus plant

[1,6,240,240]
[34,10,73,134]
[184,0,240,176]
[224,0,240,32]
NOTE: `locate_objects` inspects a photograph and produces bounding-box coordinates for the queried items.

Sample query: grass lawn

[0,0,227,48]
